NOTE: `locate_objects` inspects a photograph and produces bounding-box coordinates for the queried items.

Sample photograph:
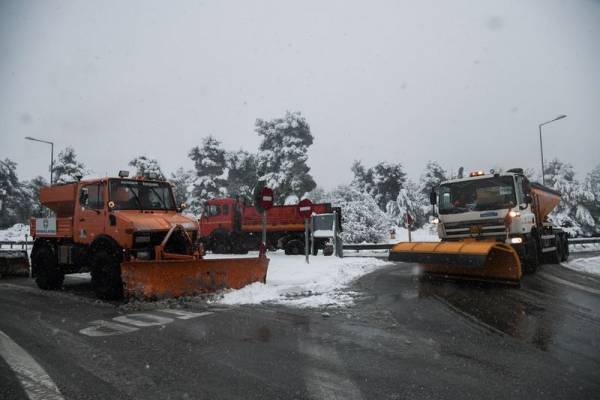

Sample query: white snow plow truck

[390,168,569,284]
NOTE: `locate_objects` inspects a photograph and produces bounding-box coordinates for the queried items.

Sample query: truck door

[75,183,106,244]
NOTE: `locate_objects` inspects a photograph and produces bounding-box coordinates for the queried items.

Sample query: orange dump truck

[30,173,268,300]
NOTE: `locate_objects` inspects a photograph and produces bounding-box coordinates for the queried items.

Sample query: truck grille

[443,219,506,239]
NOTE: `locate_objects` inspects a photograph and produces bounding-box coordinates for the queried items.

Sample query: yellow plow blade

[121,254,269,300]
[389,240,522,284]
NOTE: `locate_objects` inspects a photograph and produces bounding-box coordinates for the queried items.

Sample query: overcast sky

[1,0,599,189]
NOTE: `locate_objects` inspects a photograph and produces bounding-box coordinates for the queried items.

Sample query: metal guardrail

[0,240,32,250]
[343,237,600,252]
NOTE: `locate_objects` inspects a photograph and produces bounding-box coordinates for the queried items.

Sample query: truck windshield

[109,180,176,211]
[438,176,516,214]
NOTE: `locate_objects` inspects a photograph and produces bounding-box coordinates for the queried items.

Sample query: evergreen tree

[188,136,227,213]
[394,180,427,228]
[226,150,257,199]
[52,146,87,183]
[351,160,373,193]
[370,162,406,211]
[419,161,447,197]
[0,159,31,227]
[255,111,316,202]
[129,156,164,179]
[24,176,48,218]
[169,167,193,207]
[321,185,391,243]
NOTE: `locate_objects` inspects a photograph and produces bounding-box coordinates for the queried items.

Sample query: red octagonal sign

[297,198,313,219]
[260,187,274,210]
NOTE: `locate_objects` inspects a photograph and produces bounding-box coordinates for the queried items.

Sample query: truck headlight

[508,211,520,218]
[508,237,523,244]
[432,217,440,224]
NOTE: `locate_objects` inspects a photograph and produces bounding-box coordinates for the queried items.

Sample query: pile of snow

[215,252,391,308]
[0,224,31,241]
[563,256,600,276]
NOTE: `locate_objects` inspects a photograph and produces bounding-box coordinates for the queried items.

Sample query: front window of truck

[109,179,176,211]
[438,176,516,214]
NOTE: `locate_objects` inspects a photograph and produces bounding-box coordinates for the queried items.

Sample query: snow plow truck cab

[30,174,268,300]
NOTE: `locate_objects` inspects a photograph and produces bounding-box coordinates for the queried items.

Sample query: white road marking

[113,313,174,327]
[157,309,214,319]
[0,329,65,400]
[79,320,140,337]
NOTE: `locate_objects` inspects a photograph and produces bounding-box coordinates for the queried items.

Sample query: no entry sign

[297,199,313,219]
[260,187,274,210]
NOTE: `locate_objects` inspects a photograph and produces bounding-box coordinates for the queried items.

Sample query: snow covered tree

[168,168,193,207]
[320,185,391,243]
[394,180,427,229]
[351,161,406,211]
[52,147,87,183]
[24,176,48,218]
[0,159,32,227]
[419,161,447,197]
[544,159,594,235]
[225,150,257,199]
[351,160,373,193]
[188,136,227,213]
[255,111,316,203]
[370,162,406,211]
[129,156,164,179]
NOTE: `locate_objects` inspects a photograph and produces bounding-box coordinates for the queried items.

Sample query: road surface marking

[113,313,174,327]
[158,309,214,319]
[0,329,64,400]
[541,271,600,296]
[79,320,140,337]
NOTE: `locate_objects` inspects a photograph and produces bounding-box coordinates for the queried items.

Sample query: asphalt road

[1,256,599,400]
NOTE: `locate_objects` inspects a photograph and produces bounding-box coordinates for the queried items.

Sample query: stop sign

[297,199,313,219]
[259,187,274,210]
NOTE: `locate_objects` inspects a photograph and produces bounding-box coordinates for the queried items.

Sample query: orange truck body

[199,197,338,254]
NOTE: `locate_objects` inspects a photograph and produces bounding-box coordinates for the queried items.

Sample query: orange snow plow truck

[29,173,268,300]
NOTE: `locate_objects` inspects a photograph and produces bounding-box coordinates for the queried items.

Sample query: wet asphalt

[1,255,599,400]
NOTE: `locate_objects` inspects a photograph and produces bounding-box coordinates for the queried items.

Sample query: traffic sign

[259,187,274,210]
[298,199,313,219]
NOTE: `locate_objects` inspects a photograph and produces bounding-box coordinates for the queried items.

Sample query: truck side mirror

[79,188,89,207]
[524,194,532,204]
[429,190,437,206]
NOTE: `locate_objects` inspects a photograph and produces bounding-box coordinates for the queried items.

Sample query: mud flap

[389,241,522,284]
[120,254,269,300]
[0,250,30,278]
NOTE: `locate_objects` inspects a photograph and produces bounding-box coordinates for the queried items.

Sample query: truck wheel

[285,240,303,255]
[547,234,562,265]
[91,246,123,300]
[32,246,64,290]
[561,237,569,262]
[522,237,539,274]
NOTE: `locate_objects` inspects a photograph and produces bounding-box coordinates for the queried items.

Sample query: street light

[24,136,54,185]
[538,114,566,186]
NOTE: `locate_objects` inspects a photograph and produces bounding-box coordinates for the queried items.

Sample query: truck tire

[32,246,64,290]
[522,236,539,274]
[547,234,562,265]
[91,245,123,300]
[561,236,569,262]
[284,240,303,255]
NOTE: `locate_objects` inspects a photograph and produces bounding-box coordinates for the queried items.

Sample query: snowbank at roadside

[389,224,439,243]
[563,256,600,276]
[215,252,391,308]
[0,224,31,241]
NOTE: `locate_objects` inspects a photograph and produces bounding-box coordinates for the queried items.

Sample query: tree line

[1,111,599,242]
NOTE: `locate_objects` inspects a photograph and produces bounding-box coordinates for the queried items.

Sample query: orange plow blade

[389,240,522,284]
[0,250,30,278]
[120,254,269,300]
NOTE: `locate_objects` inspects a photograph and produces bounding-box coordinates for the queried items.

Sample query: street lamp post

[538,114,566,186]
[24,136,54,185]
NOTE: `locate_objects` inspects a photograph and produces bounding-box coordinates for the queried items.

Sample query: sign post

[405,213,414,242]
[297,199,313,264]
[258,187,274,252]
